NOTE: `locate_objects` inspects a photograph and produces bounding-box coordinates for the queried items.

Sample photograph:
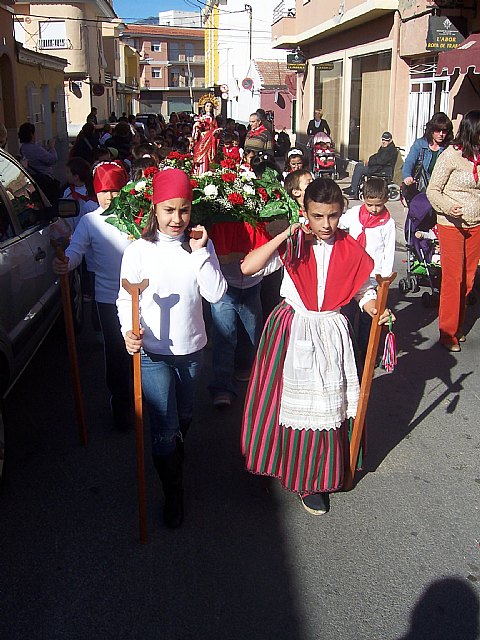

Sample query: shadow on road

[0,320,305,640]
[395,577,479,640]
[360,286,478,476]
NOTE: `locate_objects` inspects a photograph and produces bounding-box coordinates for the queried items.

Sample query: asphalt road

[0,196,479,640]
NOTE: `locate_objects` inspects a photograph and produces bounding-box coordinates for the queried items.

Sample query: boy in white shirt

[340,177,396,356]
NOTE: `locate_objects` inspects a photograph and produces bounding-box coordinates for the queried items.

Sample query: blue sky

[113,0,198,21]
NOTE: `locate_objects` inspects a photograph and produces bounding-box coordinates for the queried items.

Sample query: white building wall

[216,0,285,123]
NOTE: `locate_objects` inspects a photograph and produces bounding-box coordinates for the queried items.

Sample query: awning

[436,32,480,75]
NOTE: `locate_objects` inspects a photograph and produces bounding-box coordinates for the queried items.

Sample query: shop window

[314,60,343,151]
[349,51,392,162]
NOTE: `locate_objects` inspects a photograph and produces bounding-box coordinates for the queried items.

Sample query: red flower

[129,189,137,195]
[228,193,244,206]
[274,191,281,200]
[134,208,144,225]
[220,158,236,169]
[167,151,181,159]
[143,166,158,177]
[221,172,236,183]
[190,179,198,188]
[144,192,152,201]
[258,187,269,202]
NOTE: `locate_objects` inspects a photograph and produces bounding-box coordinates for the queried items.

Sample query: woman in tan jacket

[427,110,480,352]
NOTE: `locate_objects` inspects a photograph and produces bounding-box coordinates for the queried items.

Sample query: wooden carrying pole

[344,272,397,490]
[122,278,149,545]
[51,239,88,446]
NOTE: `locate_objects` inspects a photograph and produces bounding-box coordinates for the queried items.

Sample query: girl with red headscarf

[117,168,226,529]
[53,162,134,430]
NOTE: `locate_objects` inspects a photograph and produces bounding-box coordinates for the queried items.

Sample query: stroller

[311,132,337,179]
[398,192,441,307]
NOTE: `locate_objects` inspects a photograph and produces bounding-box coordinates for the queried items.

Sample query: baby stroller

[311,132,337,179]
[398,192,441,307]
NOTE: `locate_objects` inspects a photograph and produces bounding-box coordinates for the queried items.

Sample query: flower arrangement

[191,163,299,226]
[102,162,300,240]
[160,151,194,174]
[103,166,157,239]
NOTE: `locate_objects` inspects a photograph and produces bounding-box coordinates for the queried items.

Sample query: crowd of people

[9,100,480,531]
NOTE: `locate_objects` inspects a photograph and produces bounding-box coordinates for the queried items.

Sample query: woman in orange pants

[427,110,480,352]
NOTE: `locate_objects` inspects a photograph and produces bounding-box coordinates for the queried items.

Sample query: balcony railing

[125,77,139,88]
[39,38,68,49]
[272,1,296,24]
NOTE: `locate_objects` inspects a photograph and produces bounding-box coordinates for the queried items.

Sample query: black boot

[176,418,192,461]
[153,449,184,529]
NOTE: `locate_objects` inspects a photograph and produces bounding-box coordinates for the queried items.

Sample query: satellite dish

[242,77,253,90]
[92,84,105,96]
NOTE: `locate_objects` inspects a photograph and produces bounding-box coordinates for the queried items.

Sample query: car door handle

[34,247,46,261]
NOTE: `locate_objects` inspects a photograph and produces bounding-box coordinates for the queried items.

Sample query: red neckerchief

[455,145,480,183]
[69,184,97,203]
[357,204,391,248]
[248,124,267,138]
[280,229,373,311]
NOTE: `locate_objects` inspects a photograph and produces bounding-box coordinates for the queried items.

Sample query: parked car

[0,147,80,482]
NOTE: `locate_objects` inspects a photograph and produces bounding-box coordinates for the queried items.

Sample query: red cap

[93,161,128,194]
[153,168,192,204]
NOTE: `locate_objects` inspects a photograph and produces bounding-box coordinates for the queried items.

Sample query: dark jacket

[307,118,331,137]
[368,142,397,175]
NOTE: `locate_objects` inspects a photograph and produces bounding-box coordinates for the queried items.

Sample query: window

[0,155,48,232]
[185,43,194,61]
[39,21,67,49]
[169,42,180,62]
[152,68,162,78]
[152,42,161,52]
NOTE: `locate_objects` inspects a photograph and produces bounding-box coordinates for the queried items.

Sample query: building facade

[14,0,118,136]
[272,0,477,161]
[1,2,68,170]
[121,24,205,117]
[202,0,287,124]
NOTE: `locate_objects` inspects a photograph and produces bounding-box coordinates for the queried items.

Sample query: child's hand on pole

[363,299,396,325]
[125,328,144,354]
[189,225,208,251]
[52,255,70,275]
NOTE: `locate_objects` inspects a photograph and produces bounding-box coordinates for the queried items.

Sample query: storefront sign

[287,52,306,72]
[426,16,465,51]
[316,62,335,71]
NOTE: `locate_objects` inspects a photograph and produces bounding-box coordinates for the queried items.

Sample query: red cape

[281,229,374,311]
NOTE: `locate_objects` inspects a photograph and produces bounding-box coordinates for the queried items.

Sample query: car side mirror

[57,198,80,218]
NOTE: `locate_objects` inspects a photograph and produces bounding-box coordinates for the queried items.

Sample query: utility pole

[245,4,252,61]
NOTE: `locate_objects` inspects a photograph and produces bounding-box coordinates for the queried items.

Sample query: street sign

[287,52,306,72]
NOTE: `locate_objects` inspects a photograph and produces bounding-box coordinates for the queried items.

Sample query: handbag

[412,148,429,193]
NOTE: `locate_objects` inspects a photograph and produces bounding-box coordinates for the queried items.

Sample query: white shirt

[117,233,227,355]
[62,184,98,232]
[339,205,396,279]
[65,206,132,304]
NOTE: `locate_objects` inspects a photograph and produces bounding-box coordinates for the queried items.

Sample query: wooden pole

[51,239,88,446]
[344,272,397,490]
[122,278,149,545]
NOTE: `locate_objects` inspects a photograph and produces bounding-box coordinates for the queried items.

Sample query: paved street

[0,197,479,639]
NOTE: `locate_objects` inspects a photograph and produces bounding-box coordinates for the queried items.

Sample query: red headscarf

[153,168,193,204]
[93,161,128,194]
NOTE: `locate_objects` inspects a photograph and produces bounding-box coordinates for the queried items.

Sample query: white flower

[243,184,255,196]
[204,184,218,198]
[202,171,213,177]
[135,180,147,192]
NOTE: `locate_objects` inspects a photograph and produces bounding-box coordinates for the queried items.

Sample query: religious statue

[192,94,222,175]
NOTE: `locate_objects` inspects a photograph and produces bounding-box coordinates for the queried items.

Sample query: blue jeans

[141,349,203,457]
[209,283,263,398]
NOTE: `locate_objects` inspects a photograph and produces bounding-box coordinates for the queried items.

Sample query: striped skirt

[241,301,364,494]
